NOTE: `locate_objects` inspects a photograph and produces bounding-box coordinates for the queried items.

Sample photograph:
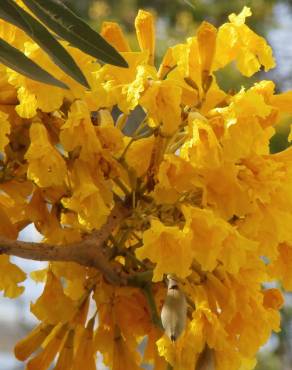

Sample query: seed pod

[161,274,187,341]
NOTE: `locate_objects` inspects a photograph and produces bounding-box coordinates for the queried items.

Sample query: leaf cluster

[0,0,127,88]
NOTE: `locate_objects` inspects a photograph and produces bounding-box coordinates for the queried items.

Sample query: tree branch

[0,201,130,285]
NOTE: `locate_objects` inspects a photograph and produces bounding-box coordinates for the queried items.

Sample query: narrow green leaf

[0,0,90,88]
[22,0,128,68]
[0,38,68,89]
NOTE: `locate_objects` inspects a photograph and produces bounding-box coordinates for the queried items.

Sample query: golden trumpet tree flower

[0,4,291,370]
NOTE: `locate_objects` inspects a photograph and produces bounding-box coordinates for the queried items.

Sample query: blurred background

[1,0,292,369]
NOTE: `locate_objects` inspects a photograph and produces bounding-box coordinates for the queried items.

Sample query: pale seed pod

[161,274,187,341]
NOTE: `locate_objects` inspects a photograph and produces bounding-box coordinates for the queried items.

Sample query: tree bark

[0,201,130,285]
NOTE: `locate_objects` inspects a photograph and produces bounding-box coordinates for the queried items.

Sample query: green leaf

[0,37,68,89]
[22,0,128,68]
[0,0,90,88]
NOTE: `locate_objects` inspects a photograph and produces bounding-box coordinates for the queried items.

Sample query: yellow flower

[0,18,28,49]
[271,90,292,114]
[25,123,67,188]
[197,21,217,81]
[0,6,291,370]
[153,154,201,204]
[136,219,193,281]
[72,317,96,370]
[15,86,38,119]
[214,7,275,76]
[268,243,292,290]
[62,160,112,230]
[96,112,125,155]
[51,262,87,300]
[0,201,18,239]
[54,329,74,370]
[144,328,168,370]
[30,271,76,325]
[263,288,284,310]
[181,114,222,169]
[157,47,175,80]
[140,80,182,135]
[7,43,66,118]
[14,323,54,361]
[182,205,257,273]
[95,324,143,370]
[0,255,25,298]
[135,10,156,65]
[125,136,154,177]
[60,100,102,163]
[26,324,68,370]
[101,21,131,52]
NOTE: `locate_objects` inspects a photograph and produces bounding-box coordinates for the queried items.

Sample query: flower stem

[142,283,163,330]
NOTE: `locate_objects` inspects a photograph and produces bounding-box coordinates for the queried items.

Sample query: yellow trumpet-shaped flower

[139,80,182,135]
[54,329,74,370]
[1,5,292,370]
[14,323,54,361]
[96,323,143,370]
[25,123,67,188]
[135,10,155,65]
[136,219,193,282]
[72,317,96,370]
[197,21,217,82]
[26,324,68,370]
[30,271,76,325]
[214,7,275,76]
[0,255,25,298]
[101,21,131,52]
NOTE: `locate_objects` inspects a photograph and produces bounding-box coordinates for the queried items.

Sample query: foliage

[0,3,291,370]
[0,0,127,88]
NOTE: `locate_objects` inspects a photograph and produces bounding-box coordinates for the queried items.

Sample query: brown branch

[0,201,130,285]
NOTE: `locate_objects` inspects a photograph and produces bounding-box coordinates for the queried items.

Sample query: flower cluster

[0,4,291,370]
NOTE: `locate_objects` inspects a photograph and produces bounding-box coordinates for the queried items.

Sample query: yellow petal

[289,124,292,142]
[25,123,67,188]
[135,10,155,64]
[54,329,74,370]
[72,318,96,370]
[263,288,284,310]
[136,219,193,282]
[101,21,130,52]
[140,80,182,135]
[14,323,54,361]
[0,109,10,153]
[0,255,25,298]
[197,21,217,77]
[214,7,275,76]
[15,86,38,119]
[26,324,67,370]
[30,271,76,325]
[125,136,154,177]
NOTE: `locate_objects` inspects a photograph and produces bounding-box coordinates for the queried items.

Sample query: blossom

[101,22,131,52]
[14,323,54,361]
[139,80,182,135]
[1,5,292,370]
[30,271,76,325]
[25,123,67,188]
[135,10,156,65]
[136,219,193,281]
